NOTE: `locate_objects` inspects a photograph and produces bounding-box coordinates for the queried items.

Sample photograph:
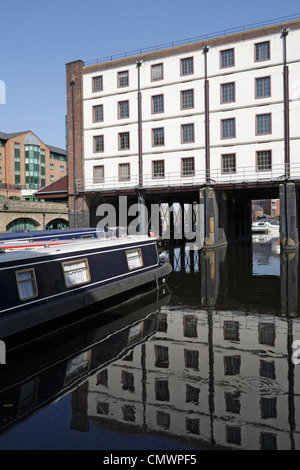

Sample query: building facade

[0,131,67,200]
[66,18,300,227]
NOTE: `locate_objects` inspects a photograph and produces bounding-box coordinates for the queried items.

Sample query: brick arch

[6,217,41,231]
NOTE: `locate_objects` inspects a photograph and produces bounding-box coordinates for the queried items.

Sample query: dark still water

[0,237,299,451]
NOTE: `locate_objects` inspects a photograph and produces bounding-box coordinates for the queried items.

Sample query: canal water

[0,236,299,451]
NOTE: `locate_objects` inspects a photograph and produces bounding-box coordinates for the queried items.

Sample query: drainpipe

[71,78,77,228]
[136,60,147,235]
[203,46,210,184]
[281,29,290,245]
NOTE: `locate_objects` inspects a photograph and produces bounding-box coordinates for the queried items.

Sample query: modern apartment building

[66,17,300,226]
[0,131,67,200]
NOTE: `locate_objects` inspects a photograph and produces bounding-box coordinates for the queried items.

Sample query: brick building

[0,131,67,200]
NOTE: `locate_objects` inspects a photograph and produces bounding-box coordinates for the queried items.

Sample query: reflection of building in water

[82,307,300,450]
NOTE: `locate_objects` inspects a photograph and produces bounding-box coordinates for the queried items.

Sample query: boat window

[16,268,38,300]
[126,249,143,270]
[62,258,91,288]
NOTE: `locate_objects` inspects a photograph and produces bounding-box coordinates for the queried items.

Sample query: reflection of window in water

[223,321,240,342]
[184,349,199,370]
[154,345,169,368]
[96,368,108,386]
[186,384,200,404]
[157,411,170,429]
[97,402,109,415]
[225,391,241,414]
[184,316,197,338]
[260,360,276,379]
[186,417,200,435]
[122,370,134,392]
[259,322,275,346]
[226,425,241,446]
[224,355,241,375]
[155,379,170,401]
[260,397,277,419]
[122,404,135,422]
[260,432,277,450]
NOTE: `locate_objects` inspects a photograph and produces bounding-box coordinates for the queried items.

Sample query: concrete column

[280,183,299,250]
[281,250,299,316]
[200,187,227,249]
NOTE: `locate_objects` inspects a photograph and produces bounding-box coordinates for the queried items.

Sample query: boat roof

[0,228,99,242]
[0,235,153,265]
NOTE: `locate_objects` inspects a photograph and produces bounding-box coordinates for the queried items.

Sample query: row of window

[92,41,271,92]
[15,249,143,301]
[91,77,271,124]
[93,150,273,183]
[95,394,278,448]
[93,112,273,154]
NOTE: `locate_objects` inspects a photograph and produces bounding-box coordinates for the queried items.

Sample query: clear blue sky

[1,0,299,150]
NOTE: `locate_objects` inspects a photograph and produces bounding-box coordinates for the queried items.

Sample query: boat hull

[0,237,172,338]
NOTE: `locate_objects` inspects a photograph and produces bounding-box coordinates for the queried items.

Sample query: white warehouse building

[66,17,300,230]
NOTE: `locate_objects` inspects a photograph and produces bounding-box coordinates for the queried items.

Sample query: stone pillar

[280,182,299,250]
[200,187,227,249]
[281,250,299,317]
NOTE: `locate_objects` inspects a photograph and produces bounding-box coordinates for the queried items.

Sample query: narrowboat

[0,233,172,339]
[0,227,102,250]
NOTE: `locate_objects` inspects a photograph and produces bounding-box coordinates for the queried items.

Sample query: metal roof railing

[85,13,300,66]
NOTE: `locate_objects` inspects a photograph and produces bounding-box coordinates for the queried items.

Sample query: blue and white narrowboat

[0,233,172,339]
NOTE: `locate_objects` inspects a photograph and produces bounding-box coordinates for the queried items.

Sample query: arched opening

[6,218,39,231]
[46,218,69,230]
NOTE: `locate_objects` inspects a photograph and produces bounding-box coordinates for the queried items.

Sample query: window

[119,163,130,181]
[181,57,193,75]
[221,118,236,139]
[184,316,197,337]
[181,89,194,109]
[94,165,104,183]
[60,166,64,172]
[182,124,194,143]
[221,82,235,103]
[255,41,270,62]
[256,76,271,98]
[119,132,130,150]
[94,135,104,152]
[151,63,163,81]
[256,113,271,135]
[155,379,170,401]
[14,143,20,187]
[222,153,236,174]
[184,349,199,369]
[93,105,103,122]
[50,163,54,170]
[224,355,241,375]
[50,175,54,181]
[93,75,103,92]
[257,151,272,171]
[152,128,164,146]
[182,157,195,176]
[153,160,165,178]
[126,248,143,269]
[118,70,129,87]
[220,48,234,68]
[62,259,90,288]
[16,268,38,300]
[155,345,169,368]
[118,100,129,119]
[152,94,164,114]
[258,322,275,345]
[223,321,239,341]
